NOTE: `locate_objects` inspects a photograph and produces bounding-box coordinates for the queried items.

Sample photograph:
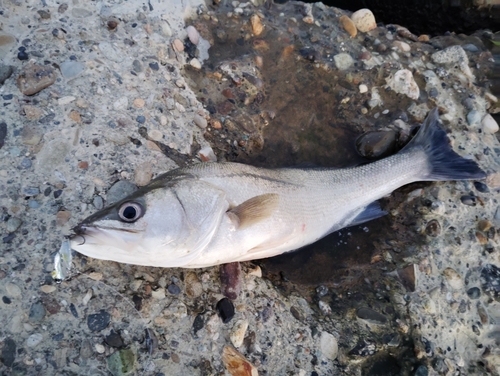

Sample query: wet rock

[27,333,43,347]
[0,65,14,85]
[425,219,441,237]
[105,330,125,348]
[481,264,500,301]
[29,301,46,322]
[467,287,481,300]
[443,268,463,289]
[230,319,249,348]
[386,69,419,100]
[17,64,57,96]
[107,348,136,376]
[351,9,376,32]
[6,217,22,233]
[474,181,489,193]
[460,195,477,206]
[222,346,258,376]
[320,331,338,360]
[356,130,397,159]
[220,262,242,300]
[431,45,473,81]
[87,310,111,332]
[216,298,235,323]
[107,180,137,205]
[60,61,85,79]
[356,307,388,325]
[340,15,357,37]
[185,272,203,298]
[0,338,16,367]
[467,110,481,126]
[482,113,499,134]
[250,14,264,36]
[333,53,354,71]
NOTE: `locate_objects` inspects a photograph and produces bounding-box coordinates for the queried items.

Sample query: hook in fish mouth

[68,230,86,246]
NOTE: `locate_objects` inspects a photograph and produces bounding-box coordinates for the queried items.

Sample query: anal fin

[227,193,279,230]
[349,201,387,227]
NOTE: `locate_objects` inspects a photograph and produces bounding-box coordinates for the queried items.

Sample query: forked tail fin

[401,108,486,181]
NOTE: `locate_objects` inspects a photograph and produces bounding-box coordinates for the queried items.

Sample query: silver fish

[70,109,486,268]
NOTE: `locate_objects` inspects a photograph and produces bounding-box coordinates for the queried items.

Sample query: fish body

[70,109,486,268]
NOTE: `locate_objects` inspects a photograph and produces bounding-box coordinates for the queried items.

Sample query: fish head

[70,178,228,267]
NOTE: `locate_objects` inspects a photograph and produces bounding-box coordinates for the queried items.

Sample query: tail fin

[401,108,486,181]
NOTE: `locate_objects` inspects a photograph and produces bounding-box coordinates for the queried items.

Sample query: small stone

[474,181,489,193]
[185,272,203,298]
[17,50,29,61]
[87,310,111,332]
[216,298,235,323]
[107,348,136,375]
[56,211,71,226]
[339,15,357,37]
[393,41,411,52]
[88,272,103,281]
[27,333,43,347]
[443,268,463,289]
[0,122,6,149]
[333,53,354,71]
[481,264,500,301]
[418,35,430,42]
[105,330,125,348]
[318,300,332,315]
[136,115,146,124]
[351,9,376,33]
[133,98,145,108]
[107,180,137,205]
[148,129,163,141]
[221,262,242,300]
[425,219,441,237]
[467,110,481,126]
[40,285,56,293]
[356,130,397,159]
[6,283,21,297]
[172,39,184,52]
[199,146,217,162]
[95,343,105,354]
[222,346,258,376]
[0,338,16,367]
[466,287,481,300]
[359,84,368,93]
[320,331,338,360]
[230,319,249,348]
[250,14,264,36]
[460,195,477,206]
[186,25,200,45]
[6,217,22,233]
[482,114,499,134]
[152,288,166,299]
[0,65,14,85]
[190,58,202,70]
[29,301,46,322]
[386,69,419,100]
[134,161,153,186]
[356,307,388,324]
[476,231,488,245]
[167,284,181,295]
[93,196,104,210]
[107,18,119,30]
[19,157,32,169]
[17,64,57,96]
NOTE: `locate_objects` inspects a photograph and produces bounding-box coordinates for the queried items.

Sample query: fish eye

[118,202,143,223]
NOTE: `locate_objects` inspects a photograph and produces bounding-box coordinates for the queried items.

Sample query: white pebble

[190,58,202,70]
[333,53,354,71]
[482,113,499,134]
[186,25,200,45]
[230,319,249,348]
[151,288,166,300]
[350,9,376,33]
[193,114,208,129]
[95,343,105,354]
[386,69,419,100]
[359,84,368,93]
[27,333,43,347]
[320,331,338,360]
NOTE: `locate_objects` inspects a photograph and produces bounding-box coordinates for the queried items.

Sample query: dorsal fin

[227,193,279,230]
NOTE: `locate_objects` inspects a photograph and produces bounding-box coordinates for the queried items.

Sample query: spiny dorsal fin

[227,193,279,230]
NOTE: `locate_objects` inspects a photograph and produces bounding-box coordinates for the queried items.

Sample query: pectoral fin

[349,201,387,227]
[227,193,279,230]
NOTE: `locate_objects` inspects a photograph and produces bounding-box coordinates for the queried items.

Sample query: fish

[69,108,486,268]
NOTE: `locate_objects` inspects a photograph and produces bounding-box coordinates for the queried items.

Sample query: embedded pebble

[425,219,441,237]
[186,25,200,45]
[467,110,481,126]
[216,298,235,323]
[356,130,397,159]
[167,284,181,295]
[134,161,153,186]
[29,301,46,322]
[222,346,258,376]
[220,262,242,300]
[6,217,22,233]
[105,330,125,348]
[443,268,463,289]
[133,98,145,108]
[87,310,111,332]
[482,113,499,133]
[0,338,16,367]
[17,64,57,95]
[318,300,332,315]
[250,14,264,36]
[151,288,166,299]
[107,348,136,375]
[172,39,184,52]
[432,45,473,80]
[393,41,410,52]
[95,344,105,354]
[40,285,56,294]
[27,333,43,347]
[474,181,489,193]
[0,64,14,85]
[467,287,481,300]
[60,61,85,79]
[386,69,420,100]
[0,122,6,149]
[481,264,500,301]
[359,84,368,93]
[107,180,137,205]
[350,9,376,32]
[333,53,354,71]
[320,331,338,360]
[56,211,71,226]
[356,307,387,324]
[339,15,357,37]
[185,272,203,298]
[460,195,477,206]
[190,58,202,69]
[6,283,22,298]
[230,319,249,348]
